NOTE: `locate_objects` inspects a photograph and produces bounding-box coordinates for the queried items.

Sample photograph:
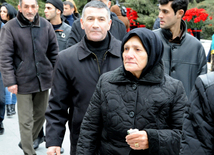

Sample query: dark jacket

[62,13,78,26]
[55,22,71,51]
[152,17,160,30]
[153,20,207,98]
[77,63,187,155]
[45,32,122,154]
[180,72,214,155]
[66,12,127,47]
[0,12,59,94]
[77,28,187,155]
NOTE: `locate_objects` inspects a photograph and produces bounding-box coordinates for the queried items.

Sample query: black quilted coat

[180,72,214,155]
[77,28,188,155]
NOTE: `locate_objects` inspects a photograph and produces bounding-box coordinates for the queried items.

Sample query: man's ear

[56,9,61,15]
[177,9,184,18]
[80,18,85,30]
[71,8,75,13]
[18,4,21,12]
[107,19,112,31]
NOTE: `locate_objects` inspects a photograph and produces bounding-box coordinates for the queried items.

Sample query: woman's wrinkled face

[123,36,148,78]
[0,6,9,21]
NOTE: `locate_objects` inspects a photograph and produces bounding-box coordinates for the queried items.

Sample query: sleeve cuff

[144,129,159,155]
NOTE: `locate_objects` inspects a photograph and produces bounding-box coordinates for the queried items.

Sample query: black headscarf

[1,3,17,23]
[121,28,163,79]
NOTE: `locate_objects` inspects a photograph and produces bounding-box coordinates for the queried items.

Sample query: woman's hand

[125,130,149,150]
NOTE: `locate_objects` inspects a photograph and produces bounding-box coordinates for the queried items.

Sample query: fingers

[47,146,61,155]
[126,130,149,150]
[7,85,18,94]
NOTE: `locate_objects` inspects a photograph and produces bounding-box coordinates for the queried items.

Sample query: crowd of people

[0,0,213,155]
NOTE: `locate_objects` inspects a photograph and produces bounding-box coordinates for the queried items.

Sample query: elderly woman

[76,28,187,155]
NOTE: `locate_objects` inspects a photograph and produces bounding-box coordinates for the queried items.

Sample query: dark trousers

[0,72,5,123]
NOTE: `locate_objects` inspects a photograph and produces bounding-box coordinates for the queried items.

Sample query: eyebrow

[124,44,141,48]
[86,16,106,18]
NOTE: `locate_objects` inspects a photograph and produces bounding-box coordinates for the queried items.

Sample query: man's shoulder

[153,28,161,33]
[59,42,81,57]
[39,17,53,27]
[4,18,18,27]
[184,32,201,43]
[198,72,214,89]
[72,18,81,26]
[40,16,49,23]
[111,15,125,26]
[61,22,72,30]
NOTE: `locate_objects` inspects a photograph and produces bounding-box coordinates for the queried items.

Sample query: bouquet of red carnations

[126,8,145,31]
[182,8,211,29]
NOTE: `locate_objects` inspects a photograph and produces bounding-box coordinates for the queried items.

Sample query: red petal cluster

[182,8,211,29]
[126,8,145,32]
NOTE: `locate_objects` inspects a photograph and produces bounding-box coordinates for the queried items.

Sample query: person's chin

[89,36,104,42]
[160,25,166,29]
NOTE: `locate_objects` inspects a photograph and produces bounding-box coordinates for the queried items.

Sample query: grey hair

[81,1,110,21]
[63,1,74,8]
[19,0,38,6]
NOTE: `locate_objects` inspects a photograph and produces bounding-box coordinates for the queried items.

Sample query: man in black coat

[66,0,127,47]
[0,0,58,154]
[45,1,122,155]
[180,72,214,155]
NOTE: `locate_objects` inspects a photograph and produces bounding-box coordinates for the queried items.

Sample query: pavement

[0,39,212,155]
[0,104,70,155]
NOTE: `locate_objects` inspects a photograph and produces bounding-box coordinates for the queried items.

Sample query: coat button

[129,111,135,118]
[171,67,175,72]
[132,84,137,90]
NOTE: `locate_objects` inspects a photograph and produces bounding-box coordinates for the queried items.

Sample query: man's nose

[92,19,99,27]
[158,11,163,18]
[29,7,33,13]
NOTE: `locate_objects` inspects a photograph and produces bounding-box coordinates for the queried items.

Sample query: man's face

[158,2,179,29]
[63,4,74,16]
[18,0,38,22]
[44,3,57,21]
[80,7,111,42]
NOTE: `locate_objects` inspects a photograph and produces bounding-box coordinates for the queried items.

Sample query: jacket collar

[55,22,66,32]
[16,11,40,28]
[161,19,187,42]
[78,32,121,60]
[109,61,165,84]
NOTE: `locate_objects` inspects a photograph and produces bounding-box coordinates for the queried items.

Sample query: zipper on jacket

[93,51,109,75]
[92,53,101,74]
[100,51,109,73]
[102,51,108,62]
